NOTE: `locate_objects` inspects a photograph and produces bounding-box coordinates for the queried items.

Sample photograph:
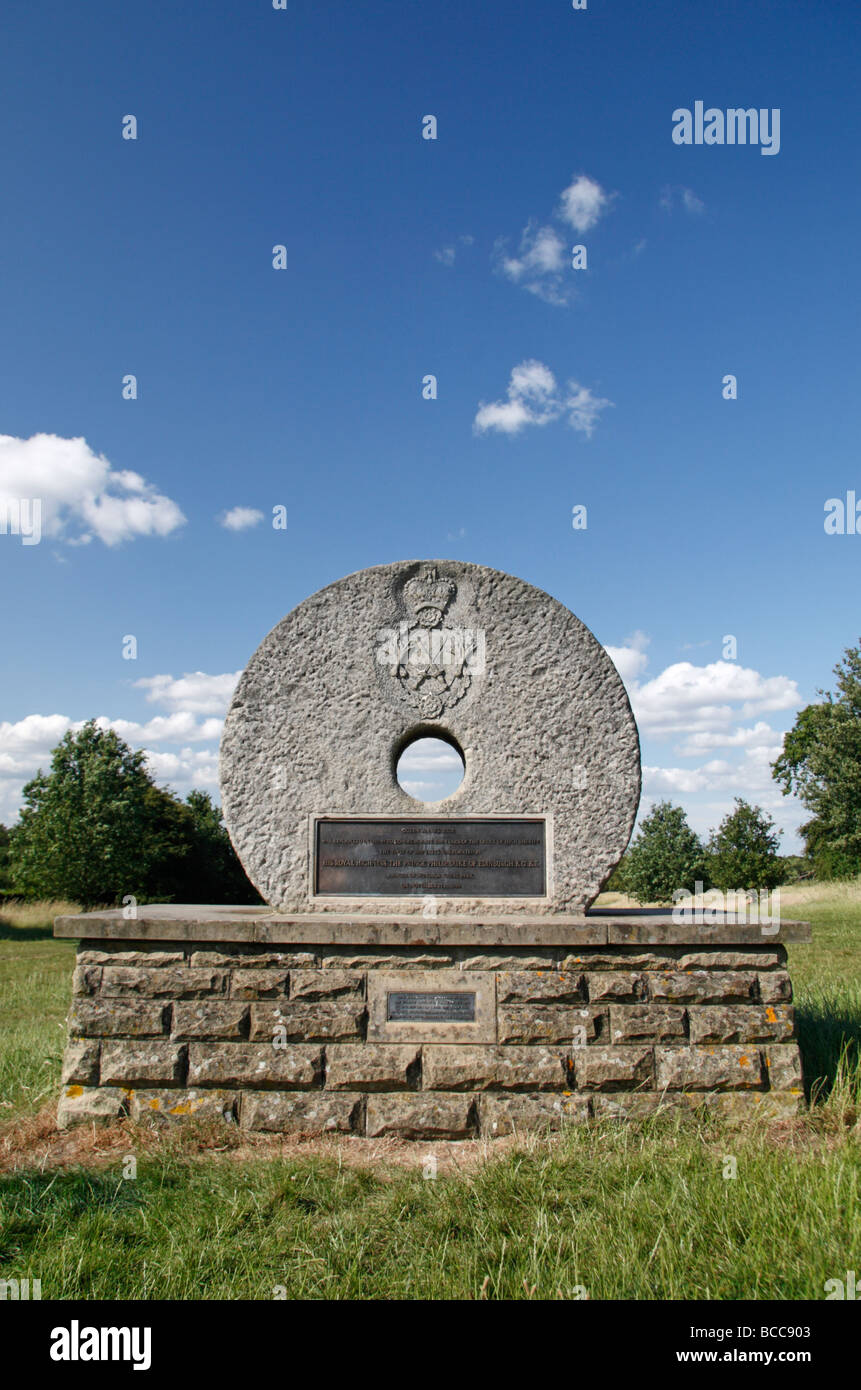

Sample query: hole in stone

[396,735,465,802]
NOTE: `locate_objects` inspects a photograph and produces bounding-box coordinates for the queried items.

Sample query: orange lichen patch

[65,1085,83,1098]
[739,1054,750,1066]
[766,1007,777,1022]
[148,1098,162,1111]
[167,1101,193,1115]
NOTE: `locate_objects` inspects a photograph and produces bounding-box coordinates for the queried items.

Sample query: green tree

[706,799,782,891]
[623,801,708,905]
[10,722,162,907]
[0,824,11,897]
[8,722,261,908]
[180,789,260,904]
[772,642,861,878]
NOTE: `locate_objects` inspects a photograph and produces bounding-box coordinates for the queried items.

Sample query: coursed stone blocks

[325,1044,420,1091]
[249,1002,365,1042]
[99,1041,186,1087]
[423,1045,572,1091]
[481,1093,591,1134]
[240,1092,363,1133]
[365,1094,477,1140]
[655,1045,764,1090]
[70,1000,169,1037]
[187,1043,324,1089]
[56,931,807,1136]
[572,1045,654,1090]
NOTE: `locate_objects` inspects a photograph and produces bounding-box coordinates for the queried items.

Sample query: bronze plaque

[314,817,546,897]
[387,991,476,1023]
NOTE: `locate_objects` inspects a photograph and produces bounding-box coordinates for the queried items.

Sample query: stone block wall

[58,938,805,1136]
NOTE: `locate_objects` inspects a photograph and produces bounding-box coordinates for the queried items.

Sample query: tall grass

[0,1113,858,1300]
[0,893,858,1300]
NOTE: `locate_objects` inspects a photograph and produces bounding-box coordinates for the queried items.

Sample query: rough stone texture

[481,1093,591,1134]
[218,560,641,913]
[365,1094,477,1139]
[655,1046,764,1090]
[241,1092,363,1133]
[127,1089,238,1122]
[609,1005,687,1043]
[648,971,758,1004]
[187,1043,323,1089]
[230,969,289,999]
[573,1046,654,1090]
[78,949,185,967]
[586,972,647,1003]
[55,929,808,1135]
[758,972,793,1003]
[688,1005,795,1044]
[171,1001,250,1040]
[70,1000,169,1037]
[497,971,585,1003]
[191,951,316,969]
[57,1085,126,1129]
[325,1044,420,1091]
[61,1038,101,1086]
[290,970,364,1000]
[423,1045,571,1091]
[249,1002,365,1042]
[498,1004,606,1045]
[99,966,228,998]
[763,1044,804,1090]
[99,1041,186,1087]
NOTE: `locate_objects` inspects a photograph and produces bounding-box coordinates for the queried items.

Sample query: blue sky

[1,0,859,850]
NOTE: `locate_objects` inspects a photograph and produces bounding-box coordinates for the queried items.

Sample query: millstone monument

[55,560,808,1137]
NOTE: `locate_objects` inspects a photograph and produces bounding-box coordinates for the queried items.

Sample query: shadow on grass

[0,919,57,942]
[796,1001,861,1104]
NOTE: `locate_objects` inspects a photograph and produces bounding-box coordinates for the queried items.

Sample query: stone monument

[55,560,808,1136]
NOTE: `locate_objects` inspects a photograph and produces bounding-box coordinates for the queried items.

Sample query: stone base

[54,908,810,1137]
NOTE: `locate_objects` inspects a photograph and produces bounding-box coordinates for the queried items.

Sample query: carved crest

[376,566,480,718]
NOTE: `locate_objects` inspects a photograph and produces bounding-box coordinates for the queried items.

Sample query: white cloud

[99,713,224,744]
[605,631,650,683]
[144,747,220,787]
[474,360,613,438]
[398,748,463,774]
[675,721,783,757]
[496,223,570,304]
[434,234,474,266]
[0,673,241,823]
[603,641,805,849]
[494,175,611,305]
[220,506,264,532]
[0,434,185,546]
[659,185,706,216]
[631,662,800,737]
[557,175,612,232]
[133,671,240,715]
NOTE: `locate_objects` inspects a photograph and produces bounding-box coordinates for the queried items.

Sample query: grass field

[0,887,858,1300]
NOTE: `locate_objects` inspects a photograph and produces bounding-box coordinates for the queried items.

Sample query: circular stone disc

[220,559,641,914]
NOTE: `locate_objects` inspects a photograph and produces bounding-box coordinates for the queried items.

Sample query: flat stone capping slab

[54,905,811,945]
